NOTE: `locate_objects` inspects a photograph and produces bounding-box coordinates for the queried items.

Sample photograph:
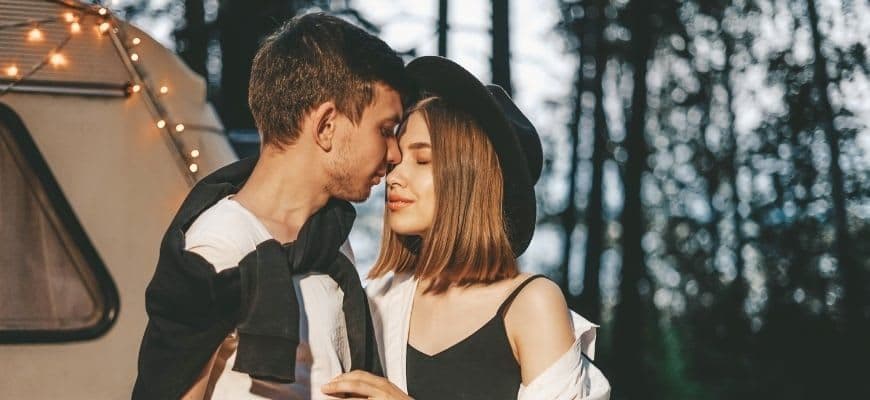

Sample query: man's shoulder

[185,197,270,270]
[187,198,266,241]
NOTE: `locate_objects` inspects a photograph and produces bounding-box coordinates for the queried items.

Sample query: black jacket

[132,157,380,399]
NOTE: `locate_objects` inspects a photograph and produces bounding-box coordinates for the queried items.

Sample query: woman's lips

[387,194,414,211]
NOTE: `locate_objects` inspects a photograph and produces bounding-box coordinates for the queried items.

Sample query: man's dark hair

[248,12,409,148]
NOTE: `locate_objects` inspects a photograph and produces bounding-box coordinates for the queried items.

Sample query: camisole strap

[497,274,547,317]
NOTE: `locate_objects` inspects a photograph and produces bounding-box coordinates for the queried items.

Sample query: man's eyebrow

[381,114,401,125]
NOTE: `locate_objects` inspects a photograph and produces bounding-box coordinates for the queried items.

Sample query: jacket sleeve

[516,311,611,400]
[132,231,241,400]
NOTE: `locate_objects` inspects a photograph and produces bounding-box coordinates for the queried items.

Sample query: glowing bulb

[159,86,168,94]
[131,84,141,93]
[175,124,185,133]
[49,53,67,66]
[28,28,43,41]
[130,53,139,62]
[99,22,110,33]
[156,120,166,129]
[132,37,141,45]
[98,8,107,16]
[70,22,81,33]
[190,149,200,158]
[189,163,199,173]
[64,12,75,23]
[5,65,18,77]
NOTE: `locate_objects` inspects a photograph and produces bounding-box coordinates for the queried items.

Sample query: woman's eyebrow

[407,142,431,150]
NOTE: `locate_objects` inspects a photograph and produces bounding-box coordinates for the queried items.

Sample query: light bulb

[156,120,166,129]
[132,37,141,45]
[5,65,18,77]
[175,124,185,133]
[28,28,43,42]
[131,84,141,93]
[98,8,107,16]
[159,86,168,94]
[70,22,81,33]
[189,163,199,173]
[130,53,139,62]
[49,53,67,66]
[190,149,200,158]
[64,12,75,23]
[99,22,110,33]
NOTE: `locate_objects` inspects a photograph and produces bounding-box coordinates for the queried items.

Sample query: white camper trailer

[0,0,237,397]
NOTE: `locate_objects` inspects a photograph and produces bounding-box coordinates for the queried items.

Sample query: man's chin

[336,187,372,203]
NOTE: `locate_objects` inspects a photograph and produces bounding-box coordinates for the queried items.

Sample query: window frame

[0,103,120,343]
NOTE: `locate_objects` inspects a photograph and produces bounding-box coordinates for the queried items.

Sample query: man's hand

[321,370,413,400]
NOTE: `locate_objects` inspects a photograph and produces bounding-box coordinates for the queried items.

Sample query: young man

[133,13,408,400]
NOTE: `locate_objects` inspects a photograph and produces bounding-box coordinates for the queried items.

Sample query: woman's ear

[312,101,338,152]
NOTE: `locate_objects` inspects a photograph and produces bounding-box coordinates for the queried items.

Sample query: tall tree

[575,0,610,325]
[438,0,448,57]
[491,0,512,95]
[805,0,866,395]
[217,0,301,131]
[613,0,655,397]
[177,0,208,79]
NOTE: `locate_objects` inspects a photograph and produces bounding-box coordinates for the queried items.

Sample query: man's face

[326,82,402,202]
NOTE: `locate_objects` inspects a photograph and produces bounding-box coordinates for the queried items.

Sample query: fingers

[321,378,382,397]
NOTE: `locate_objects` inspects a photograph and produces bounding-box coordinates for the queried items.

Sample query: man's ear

[311,101,338,152]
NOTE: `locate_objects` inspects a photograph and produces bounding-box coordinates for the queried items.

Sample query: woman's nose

[385,136,401,165]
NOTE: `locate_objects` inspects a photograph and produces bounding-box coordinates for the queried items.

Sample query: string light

[28,27,43,42]
[49,53,67,67]
[3,12,204,179]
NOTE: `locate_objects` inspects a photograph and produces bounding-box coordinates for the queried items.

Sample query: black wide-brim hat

[405,56,543,257]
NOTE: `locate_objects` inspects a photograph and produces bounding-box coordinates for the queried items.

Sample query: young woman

[322,56,609,400]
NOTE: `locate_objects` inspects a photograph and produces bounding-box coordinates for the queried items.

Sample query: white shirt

[185,196,353,400]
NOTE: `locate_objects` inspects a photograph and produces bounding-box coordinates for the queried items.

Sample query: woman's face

[386,111,435,237]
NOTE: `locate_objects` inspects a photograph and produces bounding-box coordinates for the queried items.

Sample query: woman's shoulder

[503,274,570,321]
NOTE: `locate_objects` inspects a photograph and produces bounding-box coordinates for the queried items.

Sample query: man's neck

[233,146,329,242]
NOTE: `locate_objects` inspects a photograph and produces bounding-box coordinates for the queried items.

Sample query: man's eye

[381,128,394,137]
[417,160,431,165]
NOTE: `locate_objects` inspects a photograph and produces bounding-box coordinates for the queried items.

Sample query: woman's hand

[321,370,412,400]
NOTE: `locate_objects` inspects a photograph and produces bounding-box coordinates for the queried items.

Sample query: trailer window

[0,107,118,342]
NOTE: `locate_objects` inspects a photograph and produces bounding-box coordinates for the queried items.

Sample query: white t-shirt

[185,196,353,400]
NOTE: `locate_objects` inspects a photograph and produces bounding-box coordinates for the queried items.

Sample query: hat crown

[485,85,543,184]
[406,56,541,256]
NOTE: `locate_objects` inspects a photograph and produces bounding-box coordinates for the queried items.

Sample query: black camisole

[406,275,546,400]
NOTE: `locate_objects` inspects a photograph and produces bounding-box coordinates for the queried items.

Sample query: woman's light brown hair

[368,96,518,293]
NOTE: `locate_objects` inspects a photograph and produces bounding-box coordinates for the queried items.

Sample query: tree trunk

[576,0,608,325]
[438,0,448,57]
[217,0,299,131]
[613,0,653,397]
[805,0,865,393]
[179,0,208,79]
[491,0,512,95]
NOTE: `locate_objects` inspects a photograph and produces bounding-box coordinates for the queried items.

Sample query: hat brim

[405,56,536,256]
